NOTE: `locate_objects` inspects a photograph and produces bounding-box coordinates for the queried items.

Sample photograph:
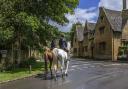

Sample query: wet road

[1,58,128,89]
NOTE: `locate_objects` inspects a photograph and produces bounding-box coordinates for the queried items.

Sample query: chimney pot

[123,0,127,9]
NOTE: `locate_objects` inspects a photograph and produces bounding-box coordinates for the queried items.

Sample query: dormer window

[99,42,106,54]
[99,26,105,34]
[75,38,77,42]
[100,16,104,21]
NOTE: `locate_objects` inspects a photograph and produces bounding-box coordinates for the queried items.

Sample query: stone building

[83,21,95,58]
[72,23,84,57]
[72,0,128,61]
[94,0,128,61]
[94,7,122,61]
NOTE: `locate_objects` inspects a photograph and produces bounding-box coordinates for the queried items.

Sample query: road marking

[111,64,122,66]
[71,65,79,68]
[68,69,75,72]
[47,79,71,89]
[76,67,84,70]
[85,71,123,83]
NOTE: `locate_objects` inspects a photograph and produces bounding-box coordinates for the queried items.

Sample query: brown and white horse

[43,42,71,80]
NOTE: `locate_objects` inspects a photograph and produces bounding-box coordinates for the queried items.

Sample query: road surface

[1,58,128,89]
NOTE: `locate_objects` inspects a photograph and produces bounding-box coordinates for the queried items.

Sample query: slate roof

[102,7,122,32]
[84,22,96,34]
[87,23,96,31]
[74,7,128,41]
[76,26,84,41]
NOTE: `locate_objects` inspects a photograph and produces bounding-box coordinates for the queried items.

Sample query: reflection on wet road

[1,58,128,89]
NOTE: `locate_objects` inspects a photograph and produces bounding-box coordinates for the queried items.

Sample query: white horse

[52,42,71,79]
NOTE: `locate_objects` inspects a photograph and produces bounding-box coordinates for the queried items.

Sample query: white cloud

[67,7,98,23]
[99,0,122,11]
[59,7,98,32]
[56,0,128,32]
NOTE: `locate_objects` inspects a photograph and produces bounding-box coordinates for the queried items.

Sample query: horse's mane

[44,47,54,61]
[44,47,52,52]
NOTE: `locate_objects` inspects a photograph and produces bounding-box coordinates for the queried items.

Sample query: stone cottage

[72,0,128,61]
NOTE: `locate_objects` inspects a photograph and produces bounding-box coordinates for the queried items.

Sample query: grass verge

[0,62,44,83]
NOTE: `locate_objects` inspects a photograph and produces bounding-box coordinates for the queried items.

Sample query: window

[99,42,106,54]
[123,41,128,47]
[82,47,84,52]
[114,32,121,39]
[74,38,77,43]
[78,48,81,56]
[100,16,104,21]
[99,26,105,34]
[84,46,88,52]
[73,48,77,53]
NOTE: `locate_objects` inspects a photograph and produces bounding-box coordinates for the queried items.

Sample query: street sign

[0,50,7,54]
[0,50,7,58]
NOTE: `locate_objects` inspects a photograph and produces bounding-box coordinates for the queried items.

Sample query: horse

[43,47,53,79]
[52,41,71,79]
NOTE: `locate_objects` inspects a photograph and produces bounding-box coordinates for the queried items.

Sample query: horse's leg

[53,64,57,80]
[49,59,53,78]
[60,57,65,78]
[65,60,69,76]
[65,52,70,76]
[44,60,48,79]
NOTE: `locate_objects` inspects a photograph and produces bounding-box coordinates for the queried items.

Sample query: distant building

[72,0,128,61]
[72,23,84,57]
[84,22,95,58]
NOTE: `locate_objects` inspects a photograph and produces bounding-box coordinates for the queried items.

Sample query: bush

[19,57,36,68]
[0,64,3,72]
[0,57,37,71]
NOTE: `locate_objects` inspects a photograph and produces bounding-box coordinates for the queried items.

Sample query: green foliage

[0,62,44,82]
[19,57,36,68]
[0,0,79,49]
[62,32,71,41]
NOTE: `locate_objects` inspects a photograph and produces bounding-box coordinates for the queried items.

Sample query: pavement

[1,58,128,89]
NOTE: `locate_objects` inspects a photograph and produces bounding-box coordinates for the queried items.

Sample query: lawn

[0,62,44,83]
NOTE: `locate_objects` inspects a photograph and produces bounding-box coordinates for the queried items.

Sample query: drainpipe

[112,31,114,61]
[123,0,127,10]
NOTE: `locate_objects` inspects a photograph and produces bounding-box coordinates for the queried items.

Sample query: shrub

[19,57,36,68]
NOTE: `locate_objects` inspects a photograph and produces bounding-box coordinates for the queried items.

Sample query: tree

[0,0,79,65]
[0,0,79,45]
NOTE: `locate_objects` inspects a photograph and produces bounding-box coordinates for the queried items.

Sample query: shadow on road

[34,73,51,80]
[35,73,62,80]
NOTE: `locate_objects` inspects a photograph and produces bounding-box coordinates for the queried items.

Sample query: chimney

[123,0,127,9]
[122,0,128,29]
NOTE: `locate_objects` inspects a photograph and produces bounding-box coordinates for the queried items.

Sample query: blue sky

[78,0,100,9]
[59,0,124,32]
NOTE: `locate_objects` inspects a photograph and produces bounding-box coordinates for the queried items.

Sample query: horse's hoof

[54,77,57,81]
[62,74,65,79]
[53,75,57,81]
[51,76,53,79]
[65,73,68,77]
[62,74,64,77]
[44,76,47,80]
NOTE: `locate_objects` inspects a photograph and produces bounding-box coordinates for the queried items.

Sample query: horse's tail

[44,52,48,61]
[52,51,57,64]
[51,51,59,75]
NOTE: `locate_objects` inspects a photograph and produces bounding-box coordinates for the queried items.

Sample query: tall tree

[0,0,79,46]
[0,0,79,63]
